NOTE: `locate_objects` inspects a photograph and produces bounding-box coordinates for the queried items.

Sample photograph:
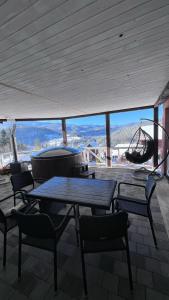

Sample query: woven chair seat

[116,195,148,216]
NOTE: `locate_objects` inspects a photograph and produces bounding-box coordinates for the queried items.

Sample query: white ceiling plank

[0,0,168,119]
[0,0,39,27]
[9,36,168,89]
[1,0,168,73]
[1,17,169,83]
[0,0,115,52]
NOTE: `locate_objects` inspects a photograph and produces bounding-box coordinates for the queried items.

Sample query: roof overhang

[0,0,169,119]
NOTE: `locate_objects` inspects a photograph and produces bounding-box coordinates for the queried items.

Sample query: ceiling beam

[11,104,153,122]
[155,81,169,106]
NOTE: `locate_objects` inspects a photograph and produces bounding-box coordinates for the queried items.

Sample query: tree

[0,129,10,152]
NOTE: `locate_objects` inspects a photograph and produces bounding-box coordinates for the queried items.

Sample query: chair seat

[0,202,38,233]
[15,193,38,210]
[116,195,148,217]
[83,238,125,253]
[5,202,27,217]
[79,170,95,178]
[0,215,17,233]
[11,202,38,215]
[91,208,106,216]
[22,236,56,251]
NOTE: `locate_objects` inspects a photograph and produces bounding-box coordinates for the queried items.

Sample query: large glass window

[15,120,62,162]
[158,104,163,164]
[66,115,106,166]
[110,108,154,168]
[0,122,12,167]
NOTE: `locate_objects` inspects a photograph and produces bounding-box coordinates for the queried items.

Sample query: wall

[162,99,169,175]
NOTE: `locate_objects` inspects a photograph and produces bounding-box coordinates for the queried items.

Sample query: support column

[162,100,169,175]
[105,113,111,167]
[62,119,67,146]
[153,106,158,168]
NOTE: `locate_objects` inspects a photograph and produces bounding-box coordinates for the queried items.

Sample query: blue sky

[67,108,160,126]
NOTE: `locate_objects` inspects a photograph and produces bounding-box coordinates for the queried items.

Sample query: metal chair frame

[16,206,73,291]
[10,171,35,206]
[0,192,35,267]
[115,176,157,247]
[79,212,133,295]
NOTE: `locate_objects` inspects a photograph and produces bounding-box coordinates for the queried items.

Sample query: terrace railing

[0,146,156,169]
[0,148,107,168]
[0,150,40,168]
[82,147,106,166]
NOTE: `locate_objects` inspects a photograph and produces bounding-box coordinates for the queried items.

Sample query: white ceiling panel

[0,0,169,119]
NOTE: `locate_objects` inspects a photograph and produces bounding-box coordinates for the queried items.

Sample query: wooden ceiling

[0,0,169,119]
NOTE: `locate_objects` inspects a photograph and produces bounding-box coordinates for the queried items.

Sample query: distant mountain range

[15,121,150,147]
[15,122,120,146]
[16,126,61,145]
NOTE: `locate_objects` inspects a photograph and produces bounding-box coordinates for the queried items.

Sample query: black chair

[91,207,107,216]
[38,199,66,216]
[115,175,157,247]
[10,171,68,218]
[10,171,35,206]
[16,206,73,291]
[79,211,133,295]
[0,193,36,267]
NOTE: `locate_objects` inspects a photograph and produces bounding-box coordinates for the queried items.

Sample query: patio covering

[0,0,169,119]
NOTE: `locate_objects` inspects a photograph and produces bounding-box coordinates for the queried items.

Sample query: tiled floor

[0,168,169,300]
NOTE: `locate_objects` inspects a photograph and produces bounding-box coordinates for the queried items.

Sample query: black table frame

[28,176,117,209]
[28,176,117,244]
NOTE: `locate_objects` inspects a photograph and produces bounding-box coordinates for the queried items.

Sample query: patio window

[15,120,62,162]
[66,115,106,166]
[110,108,154,168]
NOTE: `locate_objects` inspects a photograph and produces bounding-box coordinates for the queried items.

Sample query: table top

[28,176,117,209]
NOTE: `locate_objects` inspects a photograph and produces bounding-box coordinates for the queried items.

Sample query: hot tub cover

[31,146,81,159]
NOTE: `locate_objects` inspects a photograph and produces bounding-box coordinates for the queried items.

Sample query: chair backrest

[145,175,156,203]
[79,211,128,241]
[10,171,34,192]
[16,212,55,239]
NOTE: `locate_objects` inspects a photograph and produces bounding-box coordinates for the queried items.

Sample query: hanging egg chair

[125,118,169,180]
[125,127,155,164]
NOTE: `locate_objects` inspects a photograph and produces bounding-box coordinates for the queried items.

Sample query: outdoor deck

[0,167,169,300]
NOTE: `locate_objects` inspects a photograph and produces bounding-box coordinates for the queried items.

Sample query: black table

[28,176,117,210]
[28,176,117,246]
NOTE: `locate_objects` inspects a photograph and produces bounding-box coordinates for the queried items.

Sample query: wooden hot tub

[31,146,82,181]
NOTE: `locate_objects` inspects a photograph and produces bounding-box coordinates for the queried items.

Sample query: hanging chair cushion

[125,139,155,164]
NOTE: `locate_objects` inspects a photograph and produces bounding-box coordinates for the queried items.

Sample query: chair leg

[3,232,7,267]
[125,235,133,290]
[74,205,79,247]
[54,244,57,291]
[115,199,119,212]
[80,241,88,296]
[148,211,157,248]
[18,231,22,279]
[14,194,16,207]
